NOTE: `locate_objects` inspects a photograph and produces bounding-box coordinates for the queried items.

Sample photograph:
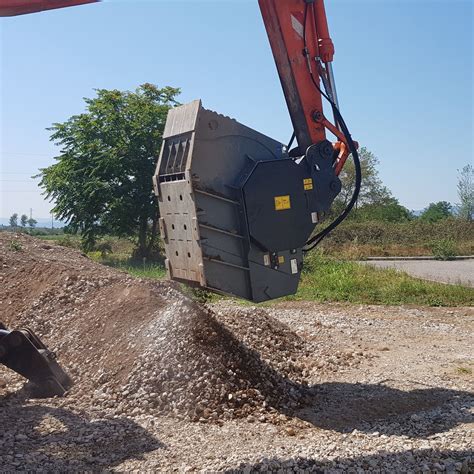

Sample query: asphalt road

[363,259,474,288]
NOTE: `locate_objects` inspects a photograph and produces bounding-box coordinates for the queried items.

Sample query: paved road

[363,259,474,287]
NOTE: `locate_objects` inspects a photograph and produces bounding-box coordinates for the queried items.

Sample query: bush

[430,239,457,261]
[9,240,22,251]
[56,235,81,249]
[93,239,114,258]
[326,219,473,246]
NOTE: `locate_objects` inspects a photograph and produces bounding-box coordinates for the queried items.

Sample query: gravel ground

[1,233,473,472]
[363,260,474,287]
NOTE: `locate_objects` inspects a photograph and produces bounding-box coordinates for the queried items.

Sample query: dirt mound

[0,233,310,421]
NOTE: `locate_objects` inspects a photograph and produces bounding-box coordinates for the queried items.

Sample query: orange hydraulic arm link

[259,0,354,175]
[0,0,98,17]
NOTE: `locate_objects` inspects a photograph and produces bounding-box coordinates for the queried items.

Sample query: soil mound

[0,233,310,420]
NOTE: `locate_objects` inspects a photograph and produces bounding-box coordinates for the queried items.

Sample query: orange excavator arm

[259,0,355,174]
[0,0,98,17]
[259,0,361,253]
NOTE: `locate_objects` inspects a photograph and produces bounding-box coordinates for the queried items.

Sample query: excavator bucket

[153,101,341,303]
[0,323,72,397]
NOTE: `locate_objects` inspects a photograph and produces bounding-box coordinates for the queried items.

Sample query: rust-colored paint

[0,0,98,17]
[259,0,354,176]
[259,0,338,150]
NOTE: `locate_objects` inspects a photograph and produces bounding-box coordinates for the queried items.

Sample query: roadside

[363,260,474,288]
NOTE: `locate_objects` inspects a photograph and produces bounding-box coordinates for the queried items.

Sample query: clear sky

[0,0,473,219]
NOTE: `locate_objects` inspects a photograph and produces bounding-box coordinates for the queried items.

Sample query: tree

[457,164,473,221]
[356,197,413,222]
[27,218,37,229]
[20,214,28,227]
[420,201,453,222]
[9,213,18,228]
[332,147,406,222]
[39,84,180,256]
[336,147,392,210]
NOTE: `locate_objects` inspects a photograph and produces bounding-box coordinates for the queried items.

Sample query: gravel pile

[117,301,311,421]
[0,233,312,421]
[2,233,472,471]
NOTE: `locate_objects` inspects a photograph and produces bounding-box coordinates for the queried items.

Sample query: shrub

[430,239,457,260]
[94,239,114,259]
[325,220,473,246]
[56,235,80,249]
[9,240,22,251]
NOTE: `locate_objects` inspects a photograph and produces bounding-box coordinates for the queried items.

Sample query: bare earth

[364,260,474,288]
[0,233,473,472]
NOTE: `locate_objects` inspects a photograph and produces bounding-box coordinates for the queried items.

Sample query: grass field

[91,252,473,308]
[34,233,473,307]
[287,253,474,307]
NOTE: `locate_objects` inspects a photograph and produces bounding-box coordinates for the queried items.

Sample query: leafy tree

[420,201,453,223]
[9,213,18,228]
[457,164,473,221]
[39,84,180,256]
[356,197,412,222]
[336,147,392,211]
[27,218,37,229]
[20,214,28,227]
[333,147,411,223]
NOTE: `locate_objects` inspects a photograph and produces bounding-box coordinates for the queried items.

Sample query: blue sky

[1,0,472,219]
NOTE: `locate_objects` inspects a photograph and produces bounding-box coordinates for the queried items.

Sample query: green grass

[89,247,473,307]
[111,262,167,279]
[284,253,474,307]
[89,253,167,279]
[38,234,70,241]
[108,254,473,307]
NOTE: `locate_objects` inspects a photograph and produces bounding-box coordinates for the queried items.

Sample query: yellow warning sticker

[304,178,314,191]
[274,195,291,211]
[278,256,285,264]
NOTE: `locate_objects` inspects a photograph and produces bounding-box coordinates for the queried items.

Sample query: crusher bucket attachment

[153,101,341,303]
[0,323,73,397]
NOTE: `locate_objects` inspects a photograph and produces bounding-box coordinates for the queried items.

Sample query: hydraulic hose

[301,1,362,252]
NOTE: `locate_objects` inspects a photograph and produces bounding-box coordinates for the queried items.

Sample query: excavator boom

[260,0,332,151]
[0,0,98,16]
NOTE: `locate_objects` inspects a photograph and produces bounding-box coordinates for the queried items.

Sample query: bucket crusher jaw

[154,102,345,302]
[154,0,361,303]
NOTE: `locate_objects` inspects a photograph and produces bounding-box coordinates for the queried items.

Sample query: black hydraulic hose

[304,108,361,252]
[287,131,296,150]
[301,1,362,252]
